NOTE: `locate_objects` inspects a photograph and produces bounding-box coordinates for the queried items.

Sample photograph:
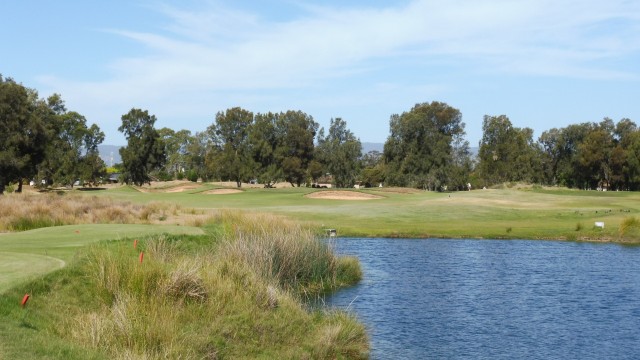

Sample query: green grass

[95,184,640,242]
[0,224,204,293]
[3,182,639,358]
[0,215,367,359]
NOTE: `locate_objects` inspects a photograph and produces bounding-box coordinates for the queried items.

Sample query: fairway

[2,185,640,292]
[0,223,204,293]
[95,184,640,241]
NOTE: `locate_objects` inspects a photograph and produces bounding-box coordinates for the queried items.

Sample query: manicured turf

[97,184,640,241]
[0,224,203,293]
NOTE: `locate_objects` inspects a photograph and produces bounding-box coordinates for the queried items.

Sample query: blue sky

[2,0,639,147]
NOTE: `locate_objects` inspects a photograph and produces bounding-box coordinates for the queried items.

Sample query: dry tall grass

[0,193,182,231]
[212,211,359,293]
[59,225,368,359]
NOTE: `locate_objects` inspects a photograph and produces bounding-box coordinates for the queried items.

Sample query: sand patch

[203,189,243,195]
[305,191,383,200]
[165,184,201,193]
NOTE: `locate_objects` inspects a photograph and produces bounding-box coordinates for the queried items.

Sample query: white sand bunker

[203,189,243,195]
[305,191,383,200]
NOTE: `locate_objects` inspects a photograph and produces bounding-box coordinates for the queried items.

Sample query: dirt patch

[202,189,243,195]
[305,191,383,200]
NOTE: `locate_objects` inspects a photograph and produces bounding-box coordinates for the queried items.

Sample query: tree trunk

[236,180,242,188]
[16,180,23,193]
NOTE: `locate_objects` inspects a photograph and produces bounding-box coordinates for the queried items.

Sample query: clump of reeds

[214,211,360,293]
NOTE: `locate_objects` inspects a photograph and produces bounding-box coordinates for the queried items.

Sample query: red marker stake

[139,252,144,263]
[134,239,138,249]
[21,294,30,308]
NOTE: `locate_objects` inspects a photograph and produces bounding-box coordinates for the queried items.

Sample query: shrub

[186,170,198,183]
[619,216,640,241]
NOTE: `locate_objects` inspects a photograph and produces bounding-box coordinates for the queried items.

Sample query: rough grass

[619,216,640,241]
[0,214,368,359]
[0,193,190,232]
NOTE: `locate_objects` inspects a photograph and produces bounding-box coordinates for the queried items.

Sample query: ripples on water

[325,238,640,359]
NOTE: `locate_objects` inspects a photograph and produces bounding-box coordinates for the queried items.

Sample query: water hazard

[324,238,640,359]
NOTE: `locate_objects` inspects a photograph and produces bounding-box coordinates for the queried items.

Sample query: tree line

[2,75,639,194]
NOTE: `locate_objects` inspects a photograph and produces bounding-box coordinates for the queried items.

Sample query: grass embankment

[96,183,640,242]
[0,212,367,359]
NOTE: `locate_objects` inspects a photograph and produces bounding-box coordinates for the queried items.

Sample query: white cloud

[37,0,640,143]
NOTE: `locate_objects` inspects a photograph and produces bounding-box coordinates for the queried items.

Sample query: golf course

[1,182,640,358]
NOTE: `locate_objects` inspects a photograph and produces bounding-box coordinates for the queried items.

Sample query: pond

[324,238,640,359]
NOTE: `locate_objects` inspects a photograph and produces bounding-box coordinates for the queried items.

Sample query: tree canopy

[118,108,166,186]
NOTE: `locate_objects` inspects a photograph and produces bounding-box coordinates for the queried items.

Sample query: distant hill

[362,142,384,154]
[98,145,122,167]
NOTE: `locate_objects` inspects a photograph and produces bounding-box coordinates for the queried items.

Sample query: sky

[2,0,639,147]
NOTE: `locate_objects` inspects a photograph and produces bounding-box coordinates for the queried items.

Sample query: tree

[39,98,106,188]
[577,119,615,190]
[158,128,193,180]
[274,111,318,187]
[360,150,385,188]
[478,115,540,186]
[250,112,281,187]
[118,108,166,186]
[185,131,210,181]
[317,118,362,188]
[206,107,254,187]
[383,101,466,190]
[0,77,48,194]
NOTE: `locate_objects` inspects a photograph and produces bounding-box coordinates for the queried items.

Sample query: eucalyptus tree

[206,107,254,187]
[384,101,466,190]
[317,118,362,188]
[158,127,193,180]
[0,77,48,194]
[38,94,106,187]
[118,108,166,186]
[274,110,318,187]
[250,112,281,187]
[478,115,540,186]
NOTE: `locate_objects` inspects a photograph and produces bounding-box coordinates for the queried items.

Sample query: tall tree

[206,107,254,187]
[383,101,466,190]
[577,119,615,189]
[317,118,362,188]
[158,128,193,180]
[275,110,318,187]
[186,131,210,181]
[0,77,48,194]
[250,112,281,187]
[478,115,540,186]
[37,94,106,187]
[118,108,166,186]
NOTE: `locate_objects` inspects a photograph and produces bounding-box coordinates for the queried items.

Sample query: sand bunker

[165,184,202,193]
[202,189,243,195]
[305,191,383,200]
